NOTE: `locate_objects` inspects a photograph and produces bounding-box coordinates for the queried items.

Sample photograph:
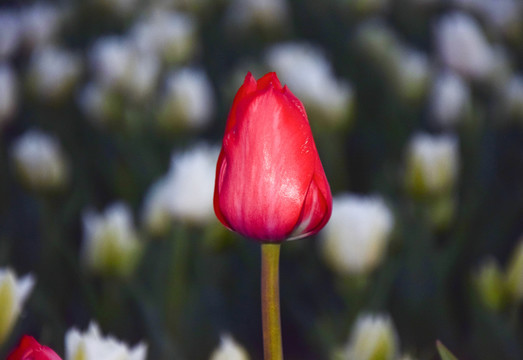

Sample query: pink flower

[8,335,61,360]
[214,72,332,242]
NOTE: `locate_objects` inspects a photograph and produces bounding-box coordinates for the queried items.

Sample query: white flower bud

[65,322,147,360]
[0,63,18,127]
[130,10,197,65]
[0,268,35,345]
[435,12,494,80]
[405,133,459,197]
[21,3,64,50]
[344,314,399,360]
[393,46,431,102]
[162,144,219,224]
[430,70,471,128]
[0,10,22,60]
[265,42,353,127]
[321,194,394,275]
[28,45,82,101]
[503,74,523,121]
[209,334,250,360]
[158,68,215,131]
[81,202,142,277]
[11,129,69,191]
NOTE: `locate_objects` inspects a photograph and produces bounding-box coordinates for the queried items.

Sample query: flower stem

[261,243,283,360]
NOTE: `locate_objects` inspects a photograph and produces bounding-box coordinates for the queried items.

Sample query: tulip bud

[405,133,459,197]
[28,45,82,102]
[321,194,394,275]
[265,43,353,128]
[0,11,21,60]
[429,70,471,128]
[225,0,289,33]
[65,322,147,360]
[435,12,494,80]
[0,63,18,127]
[157,68,215,132]
[505,238,523,303]
[209,334,250,360]
[344,313,399,360]
[8,335,61,360]
[11,130,69,192]
[0,269,35,345]
[130,10,197,65]
[81,202,142,278]
[20,3,64,50]
[213,72,332,242]
[474,257,507,311]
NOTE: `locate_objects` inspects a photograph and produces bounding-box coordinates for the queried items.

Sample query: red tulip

[214,72,332,242]
[8,335,61,360]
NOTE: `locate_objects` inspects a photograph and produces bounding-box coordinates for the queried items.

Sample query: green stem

[261,243,283,360]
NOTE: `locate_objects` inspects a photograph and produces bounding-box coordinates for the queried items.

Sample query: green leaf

[436,340,459,360]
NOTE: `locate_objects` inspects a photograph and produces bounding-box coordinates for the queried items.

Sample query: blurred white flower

[405,133,459,196]
[78,82,113,125]
[82,202,143,277]
[158,67,215,131]
[430,70,471,128]
[142,144,219,228]
[0,10,22,60]
[65,322,147,360]
[435,12,494,80]
[130,10,197,65]
[89,36,160,101]
[209,334,250,360]
[226,0,289,31]
[28,45,82,101]
[344,313,399,360]
[20,3,64,50]
[393,46,431,102]
[0,268,35,345]
[0,63,18,127]
[265,42,353,126]
[321,194,394,275]
[11,129,69,191]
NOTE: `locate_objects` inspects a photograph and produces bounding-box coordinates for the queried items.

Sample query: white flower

[0,63,18,127]
[130,10,197,65]
[405,133,459,196]
[0,10,22,60]
[430,70,471,128]
[393,46,431,101]
[435,12,494,80]
[89,36,160,101]
[65,322,147,360]
[344,314,399,360]
[143,144,219,226]
[81,202,142,277]
[265,42,353,126]
[158,67,215,131]
[0,268,35,345]
[321,194,394,275]
[11,129,68,191]
[20,3,63,49]
[209,334,250,360]
[226,0,289,31]
[78,82,112,125]
[28,45,82,101]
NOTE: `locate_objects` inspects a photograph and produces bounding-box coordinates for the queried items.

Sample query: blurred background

[0,0,523,359]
